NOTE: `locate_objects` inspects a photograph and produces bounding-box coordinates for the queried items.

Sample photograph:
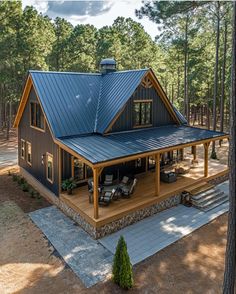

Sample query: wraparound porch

[60,156,228,228]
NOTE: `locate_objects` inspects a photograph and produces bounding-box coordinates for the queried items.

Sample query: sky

[21,0,159,40]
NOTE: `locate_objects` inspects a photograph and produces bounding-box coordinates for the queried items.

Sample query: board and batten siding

[110,84,175,133]
[18,87,59,195]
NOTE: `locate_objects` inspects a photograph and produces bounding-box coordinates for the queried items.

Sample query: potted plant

[61,178,76,195]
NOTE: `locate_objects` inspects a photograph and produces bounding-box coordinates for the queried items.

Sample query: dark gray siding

[110,84,175,133]
[18,87,59,195]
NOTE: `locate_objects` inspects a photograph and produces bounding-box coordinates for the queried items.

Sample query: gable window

[46,153,53,183]
[26,142,32,165]
[21,139,25,159]
[133,100,152,127]
[30,102,44,130]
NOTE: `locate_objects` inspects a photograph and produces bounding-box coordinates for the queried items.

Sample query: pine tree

[112,236,133,289]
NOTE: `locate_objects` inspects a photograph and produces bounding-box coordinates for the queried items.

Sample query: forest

[0,1,233,141]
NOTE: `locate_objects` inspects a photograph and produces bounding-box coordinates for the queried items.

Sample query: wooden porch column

[155,153,160,196]
[203,142,210,177]
[93,168,99,219]
[179,148,184,161]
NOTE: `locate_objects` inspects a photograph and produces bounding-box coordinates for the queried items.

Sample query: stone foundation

[207,173,229,186]
[55,193,181,239]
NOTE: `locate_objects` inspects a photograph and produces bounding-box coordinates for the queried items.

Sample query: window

[30,102,44,130]
[21,139,25,159]
[26,142,32,165]
[46,153,53,183]
[133,101,152,127]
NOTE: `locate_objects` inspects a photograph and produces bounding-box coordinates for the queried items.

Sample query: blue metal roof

[29,68,187,138]
[95,69,148,133]
[59,125,226,164]
[174,107,188,124]
[30,71,101,138]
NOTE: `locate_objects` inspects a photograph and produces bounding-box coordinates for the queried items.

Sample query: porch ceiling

[58,125,227,165]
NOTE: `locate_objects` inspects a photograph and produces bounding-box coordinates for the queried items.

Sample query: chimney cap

[100,58,116,66]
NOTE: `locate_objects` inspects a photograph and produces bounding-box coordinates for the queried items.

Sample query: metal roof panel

[59,125,226,164]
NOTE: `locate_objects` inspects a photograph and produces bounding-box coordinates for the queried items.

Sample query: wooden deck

[60,158,228,228]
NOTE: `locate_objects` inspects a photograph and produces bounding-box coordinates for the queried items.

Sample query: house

[14,58,229,238]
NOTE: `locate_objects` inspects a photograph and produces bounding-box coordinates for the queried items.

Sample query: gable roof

[14,68,183,138]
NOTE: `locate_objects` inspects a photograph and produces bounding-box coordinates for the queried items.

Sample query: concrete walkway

[29,181,229,287]
[99,181,229,265]
[29,206,113,288]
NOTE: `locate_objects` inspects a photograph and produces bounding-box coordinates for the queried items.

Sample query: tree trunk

[184,15,189,123]
[211,1,220,158]
[223,2,236,292]
[220,20,228,133]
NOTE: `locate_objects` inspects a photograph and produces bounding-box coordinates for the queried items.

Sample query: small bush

[112,236,133,289]
[35,191,41,199]
[21,182,29,192]
[12,174,18,182]
[29,189,36,198]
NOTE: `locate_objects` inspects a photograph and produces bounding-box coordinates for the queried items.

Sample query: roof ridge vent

[100,58,116,74]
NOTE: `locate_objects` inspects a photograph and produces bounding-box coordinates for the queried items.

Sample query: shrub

[12,174,18,182]
[112,236,133,289]
[29,189,36,198]
[17,176,26,185]
[21,182,29,192]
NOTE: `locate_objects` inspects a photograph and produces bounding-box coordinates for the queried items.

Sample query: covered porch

[60,157,228,228]
[59,135,229,228]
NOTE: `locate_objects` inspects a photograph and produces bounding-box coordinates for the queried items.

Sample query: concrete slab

[99,181,229,265]
[29,206,113,288]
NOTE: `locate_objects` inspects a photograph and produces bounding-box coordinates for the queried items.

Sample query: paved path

[99,181,229,265]
[29,206,113,288]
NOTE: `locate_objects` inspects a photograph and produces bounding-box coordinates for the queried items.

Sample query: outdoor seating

[104,174,113,186]
[99,188,116,205]
[160,171,177,183]
[121,178,137,197]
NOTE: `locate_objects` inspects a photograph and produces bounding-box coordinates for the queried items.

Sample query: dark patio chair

[99,188,116,205]
[121,178,137,197]
[104,174,113,186]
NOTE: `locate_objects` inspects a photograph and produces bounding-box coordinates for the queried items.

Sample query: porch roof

[58,125,227,165]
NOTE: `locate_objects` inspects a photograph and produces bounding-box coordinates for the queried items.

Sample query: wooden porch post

[179,148,184,161]
[155,153,160,196]
[204,142,210,177]
[93,167,99,219]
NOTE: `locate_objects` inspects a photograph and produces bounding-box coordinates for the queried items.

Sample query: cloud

[44,1,114,19]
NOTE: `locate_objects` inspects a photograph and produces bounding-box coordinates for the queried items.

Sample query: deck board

[60,158,228,228]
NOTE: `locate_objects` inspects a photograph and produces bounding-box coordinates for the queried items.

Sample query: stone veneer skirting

[20,167,228,239]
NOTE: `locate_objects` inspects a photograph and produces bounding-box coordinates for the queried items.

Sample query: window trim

[26,141,32,166]
[46,152,54,184]
[20,139,25,160]
[29,101,45,132]
[133,99,153,128]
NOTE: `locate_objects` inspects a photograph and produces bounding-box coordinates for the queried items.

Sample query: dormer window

[133,100,152,127]
[30,102,44,131]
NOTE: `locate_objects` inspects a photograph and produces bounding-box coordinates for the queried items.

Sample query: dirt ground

[0,131,229,293]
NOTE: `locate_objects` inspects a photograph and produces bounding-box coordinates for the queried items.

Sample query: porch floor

[60,158,228,228]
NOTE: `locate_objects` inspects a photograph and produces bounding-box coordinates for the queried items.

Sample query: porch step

[192,191,226,207]
[200,197,229,212]
[190,183,229,212]
[191,188,220,201]
[185,182,214,195]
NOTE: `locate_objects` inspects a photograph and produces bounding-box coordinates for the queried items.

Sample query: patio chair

[121,178,137,197]
[104,174,113,186]
[99,188,116,205]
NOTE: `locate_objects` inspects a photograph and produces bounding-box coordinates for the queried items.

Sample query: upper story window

[133,100,152,127]
[26,142,32,165]
[46,153,53,183]
[30,102,44,130]
[21,139,25,159]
